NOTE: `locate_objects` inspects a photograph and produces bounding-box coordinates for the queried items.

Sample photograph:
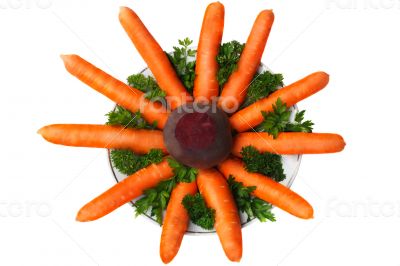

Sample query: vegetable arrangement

[38,2,345,263]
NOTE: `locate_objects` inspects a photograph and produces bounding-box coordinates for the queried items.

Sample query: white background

[1,0,400,265]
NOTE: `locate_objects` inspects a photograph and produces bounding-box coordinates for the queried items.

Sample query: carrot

[60,54,167,129]
[218,158,313,219]
[160,181,197,264]
[77,159,173,222]
[230,71,329,132]
[232,132,345,156]
[193,2,224,102]
[218,10,274,113]
[38,124,167,154]
[119,7,191,109]
[197,169,242,262]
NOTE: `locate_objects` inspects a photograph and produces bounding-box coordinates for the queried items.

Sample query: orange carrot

[218,10,274,113]
[119,7,191,109]
[219,158,313,219]
[193,2,224,102]
[197,169,242,262]
[232,132,345,156]
[77,159,173,222]
[160,181,197,264]
[38,124,167,154]
[230,71,329,132]
[60,54,167,129]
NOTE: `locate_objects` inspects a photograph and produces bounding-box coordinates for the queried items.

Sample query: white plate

[108,61,302,234]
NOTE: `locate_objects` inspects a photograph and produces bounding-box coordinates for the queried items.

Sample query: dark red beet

[175,112,216,150]
[163,103,232,169]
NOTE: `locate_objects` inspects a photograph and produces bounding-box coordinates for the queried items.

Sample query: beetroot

[163,103,232,169]
[175,112,216,150]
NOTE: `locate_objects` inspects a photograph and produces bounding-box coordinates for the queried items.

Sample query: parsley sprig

[241,71,283,108]
[167,38,196,92]
[127,73,166,101]
[241,146,286,182]
[166,157,198,183]
[110,149,163,176]
[216,40,244,88]
[182,193,215,230]
[257,98,313,139]
[106,105,156,129]
[228,176,275,222]
[286,110,314,133]
[134,179,175,224]
[134,158,198,224]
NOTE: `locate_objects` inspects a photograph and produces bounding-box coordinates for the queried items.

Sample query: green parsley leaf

[257,98,313,138]
[134,158,198,224]
[105,105,157,129]
[241,146,286,182]
[127,73,166,101]
[182,193,215,230]
[241,71,283,108]
[135,178,176,224]
[167,157,198,183]
[227,176,275,222]
[167,38,196,92]
[250,198,276,222]
[285,110,314,133]
[258,98,291,139]
[216,40,244,87]
[110,149,163,176]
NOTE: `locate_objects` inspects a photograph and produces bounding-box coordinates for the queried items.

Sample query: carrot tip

[60,54,75,65]
[119,6,130,13]
[76,211,88,222]
[59,54,68,61]
[318,71,330,79]
[262,9,274,15]
[37,127,44,135]
[60,54,78,71]
[160,255,172,264]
